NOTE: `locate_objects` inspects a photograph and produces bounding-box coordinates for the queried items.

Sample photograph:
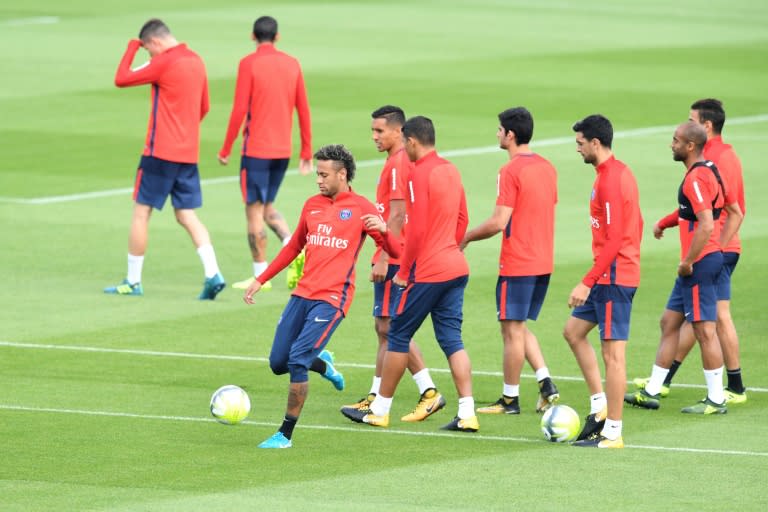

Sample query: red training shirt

[582,156,643,288]
[219,43,311,160]
[256,189,400,315]
[372,148,411,266]
[115,40,209,164]
[397,150,469,283]
[496,153,557,276]
[677,162,724,262]
[704,136,744,253]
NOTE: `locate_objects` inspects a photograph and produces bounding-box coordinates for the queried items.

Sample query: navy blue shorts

[268,296,344,383]
[716,251,739,301]
[372,264,403,318]
[134,156,202,210]
[666,251,723,322]
[572,284,637,341]
[240,156,290,204]
[496,274,550,321]
[388,275,468,357]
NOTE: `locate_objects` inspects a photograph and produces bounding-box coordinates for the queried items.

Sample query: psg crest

[339,208,352,220]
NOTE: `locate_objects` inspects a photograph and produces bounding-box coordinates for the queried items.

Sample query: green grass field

[1,1,767,510]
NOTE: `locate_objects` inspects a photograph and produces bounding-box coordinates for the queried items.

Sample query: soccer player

[106,19,225,300]
[563,115,643,448]
[633,99,748,403]
[342,116,479,432]
[625,121,742,415]
[244,144,401,449]
[341,106,444,421]
[218,16,312,292]
[461,107,560,415]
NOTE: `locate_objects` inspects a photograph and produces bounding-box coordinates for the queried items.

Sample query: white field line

[3,114,767,206]
[1,340,766,392]
[0,404,765,457]
[0,16,60,26]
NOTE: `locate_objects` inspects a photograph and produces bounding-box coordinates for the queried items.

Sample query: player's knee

[562,326,577,345]
[386,336,410,353]
[288,364,309,382]
[269,355,289,375]
[439,339,464,358]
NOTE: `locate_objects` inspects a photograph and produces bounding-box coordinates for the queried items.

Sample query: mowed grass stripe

[1,404,765,458]
[3,113,767,205]
[2,340,766,392]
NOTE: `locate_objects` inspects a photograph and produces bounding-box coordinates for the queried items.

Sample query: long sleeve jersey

[397,150,469,283]
[256,189,400,315]
[115,40,209,164]
[582,156,643,288]
[219,43,311,160]
[372,148,411,265]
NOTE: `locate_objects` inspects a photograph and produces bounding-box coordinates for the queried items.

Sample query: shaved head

[679,121,707,152]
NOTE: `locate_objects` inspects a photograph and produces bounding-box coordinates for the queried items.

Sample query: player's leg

[525,275,559,412]
[476,319,524,415]
[430,276,477,432]
[232,158,270,289]
[716,252,745,402]
[563,291,608,440]
[680,252,727,414]
[105,156,168,295]
[170,162,225,299]
[265,158,304,290]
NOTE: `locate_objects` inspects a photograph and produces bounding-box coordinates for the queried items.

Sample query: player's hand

[243,280,262,304]
[392,275,408,288]
[217,153,229,166]
[299,159,312,175]
[361,213,387,234]
[371,260,388,283]
[653,223,664,239]
[568,283,591,308]
[678,261,693,277]
[459,236,469,251]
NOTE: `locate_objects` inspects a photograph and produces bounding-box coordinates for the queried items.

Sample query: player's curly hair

[314,144,356,182]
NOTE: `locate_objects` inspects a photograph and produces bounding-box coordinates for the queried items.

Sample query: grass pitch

[1,1,767,510]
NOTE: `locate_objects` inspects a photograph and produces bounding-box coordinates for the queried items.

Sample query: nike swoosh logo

[310,210,322,215]
[314,317,330,323]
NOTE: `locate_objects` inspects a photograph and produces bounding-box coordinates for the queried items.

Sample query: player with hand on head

[341,116,478,432]
[341,106,444,422]
[244,144,401,449]
[461,106,560,415]
[219,15,312,292]
[106,18,225,300]
[563,115,643,448]
[625,121,742,415]
[634,98,748,404]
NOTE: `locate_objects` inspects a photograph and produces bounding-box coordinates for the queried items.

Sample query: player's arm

[654,210,679,239]
[200,76,210,121]
[461,204,511,250]
[456,186,469,244]
[396,173,429,284]
[114,39,163,87]
[581,175,626,288]
[719,201,743,251]
[255,208,307,285]
[295,69,313,173]
[371,198,405,282]
[218,59,252,163]
[362,202,402,260]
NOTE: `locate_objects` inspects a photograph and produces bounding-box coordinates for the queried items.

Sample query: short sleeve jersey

[582,156,643,288]
[397,151,469,283]
[115,41,209,164]
[372,148,411,265]
[220,43,311,160]
[703,136,745,253]
[496,153,557,276]
[677,163,724,262]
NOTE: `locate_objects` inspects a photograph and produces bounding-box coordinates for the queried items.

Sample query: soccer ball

[210,385,251,425]
[540,404,580,443]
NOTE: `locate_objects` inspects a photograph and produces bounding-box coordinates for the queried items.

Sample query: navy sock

[664,360,682,385]
[309,357,326,375]
[726,368,745,393]
[279,414,298,440]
